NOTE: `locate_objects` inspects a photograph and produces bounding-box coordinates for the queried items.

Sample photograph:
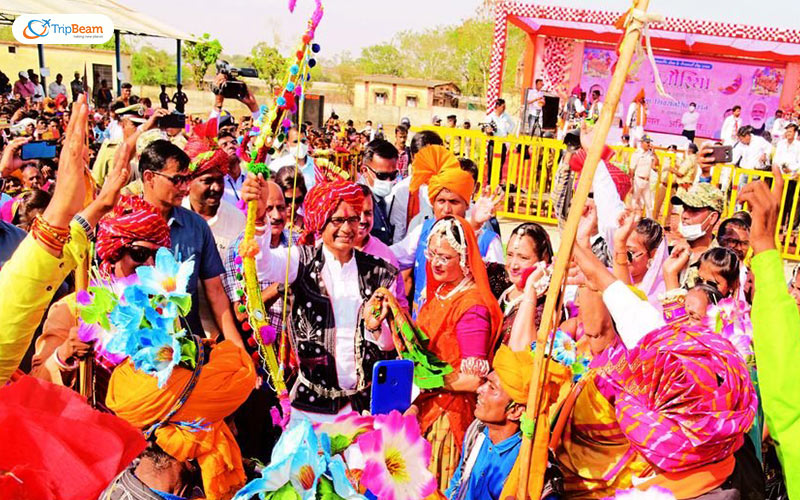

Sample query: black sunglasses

[153,171,194,186]
[125,245,158,264]
[365,165,399,182]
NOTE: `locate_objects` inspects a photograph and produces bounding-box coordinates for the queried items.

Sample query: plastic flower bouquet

[76,248,198,387]
[531,329,590,382]
[233,411,437,500]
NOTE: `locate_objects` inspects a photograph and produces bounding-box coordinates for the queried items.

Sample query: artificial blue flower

[136,248,195,314]
[232,420,326,500]
[531,329,578,367]
[109,302,145,333]
[144,300,179,331]
[130,327,183,388]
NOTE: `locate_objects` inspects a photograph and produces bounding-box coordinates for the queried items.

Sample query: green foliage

[131,46,177,86]
[182,33,223,89]
[356,43,402,76]
[248,42,287,92]
[325,13,527,99]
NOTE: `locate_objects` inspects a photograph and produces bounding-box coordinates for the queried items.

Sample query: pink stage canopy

[487,1,800,112]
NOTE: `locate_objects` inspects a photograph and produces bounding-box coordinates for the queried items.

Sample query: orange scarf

[106,341,255,500]
[415,217,502,446]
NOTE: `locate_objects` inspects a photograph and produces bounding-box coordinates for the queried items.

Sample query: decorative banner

[580,45,785,138]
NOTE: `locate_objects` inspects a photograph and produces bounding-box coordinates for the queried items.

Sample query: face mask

[679,213,710,242]
[689,105,696,112]
[371,178,395,198]
[291,143,308,160]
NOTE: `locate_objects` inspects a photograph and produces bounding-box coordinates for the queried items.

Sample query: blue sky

[117,0,800,57]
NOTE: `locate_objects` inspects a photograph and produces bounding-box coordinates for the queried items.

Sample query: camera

[212,60,259,100]
[478,121,498,136]
[158,112,186,130]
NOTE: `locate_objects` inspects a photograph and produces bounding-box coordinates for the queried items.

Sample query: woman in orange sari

[414,216,503,490]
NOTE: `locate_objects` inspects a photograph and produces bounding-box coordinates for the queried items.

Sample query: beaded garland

[238,0,324,429]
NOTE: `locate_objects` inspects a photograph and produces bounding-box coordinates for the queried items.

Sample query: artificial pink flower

[358,411,436,500]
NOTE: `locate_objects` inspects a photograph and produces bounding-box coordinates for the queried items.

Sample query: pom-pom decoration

[240,0,325,429]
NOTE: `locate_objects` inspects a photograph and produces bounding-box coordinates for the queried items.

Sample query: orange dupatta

[416,216,503,446]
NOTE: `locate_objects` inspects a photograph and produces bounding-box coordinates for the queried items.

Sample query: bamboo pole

[516,1,651,498]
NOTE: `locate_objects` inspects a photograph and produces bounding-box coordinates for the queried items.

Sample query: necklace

[435,276,473,301]
[500,287,524,313]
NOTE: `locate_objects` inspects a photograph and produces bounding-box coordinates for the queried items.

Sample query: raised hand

[613,208,640,249]
[470,185,504,228]
[739,164,784,255]
[242,173,269,224]
[663,240,691,290]
[0,136,35,177]
[41,93,89,229]
[576,202,598,248]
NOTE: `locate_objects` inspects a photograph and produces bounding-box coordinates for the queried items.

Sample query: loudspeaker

[542,95,559,129]
[301,94,325,128]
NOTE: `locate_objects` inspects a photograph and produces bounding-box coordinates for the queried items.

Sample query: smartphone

[20,140,57,160]
[158,113,186,130]
[705,145,733,164]
[370,360,413,415]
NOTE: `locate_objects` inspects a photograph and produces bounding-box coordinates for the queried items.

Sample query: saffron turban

[95,196,171,270]
[635,88,646,102]
[300,180,364,245]
[407,145,474,224]
[492,345,534,404]
[106,340,256,500]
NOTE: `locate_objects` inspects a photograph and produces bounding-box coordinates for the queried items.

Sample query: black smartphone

[20,140,57,160]
[706,145,733,164]
[158,113,186,130]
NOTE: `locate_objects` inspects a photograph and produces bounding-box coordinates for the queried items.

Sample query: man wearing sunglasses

[359,139,402,246]
[139,140,241,346]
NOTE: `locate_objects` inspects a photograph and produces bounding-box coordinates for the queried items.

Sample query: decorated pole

[237,0,323,429]
[515,1,651,498]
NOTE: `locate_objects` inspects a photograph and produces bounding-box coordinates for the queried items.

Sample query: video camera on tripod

[212,60,259,100]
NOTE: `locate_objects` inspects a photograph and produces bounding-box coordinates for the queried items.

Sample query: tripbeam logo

[12,14,113,44]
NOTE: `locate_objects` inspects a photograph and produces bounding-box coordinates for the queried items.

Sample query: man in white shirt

[47,73,67,98]
[774,123,800,175]
[29,72,45,104]
[769,110,788,143]
[681,102,700,142]
[268,126,316,191]
[526,79,545,133]
[587,89,603,125]
[720,105,742,146]
[625,89,647,147]
[734,126,771,171]
[484,98,515,183]
[629,136,659,217]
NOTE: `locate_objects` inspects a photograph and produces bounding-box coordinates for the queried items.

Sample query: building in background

[354,75,460,110]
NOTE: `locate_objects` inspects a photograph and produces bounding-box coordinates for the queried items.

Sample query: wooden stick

[516,1,651,498]
[76,253,94,405]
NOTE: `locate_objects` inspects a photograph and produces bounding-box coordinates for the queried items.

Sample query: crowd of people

[0,60,798,500]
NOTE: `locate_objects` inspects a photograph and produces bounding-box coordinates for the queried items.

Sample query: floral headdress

[77,248,198,387]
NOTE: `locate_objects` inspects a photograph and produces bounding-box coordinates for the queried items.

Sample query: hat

[492,345,534,404]
[671,184,724,213]
[432,115,442,124]
[642,135,652,143]
[464,118,471,125]
[218,112,236,129]
[400,116,411,127]
[115,103,146,124]
[18,71,27,79]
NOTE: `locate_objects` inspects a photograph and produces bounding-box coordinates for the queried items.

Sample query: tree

[131,46,177,86]
[356,44,402,76]
[182,33,222,89]
[248,42,287,92]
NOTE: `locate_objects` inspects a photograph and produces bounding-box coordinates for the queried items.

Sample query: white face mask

[291,142,308,160]
[679,212,711,242]
[371,178,395,198]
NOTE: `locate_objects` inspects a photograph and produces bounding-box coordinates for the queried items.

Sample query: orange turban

[106,341,255,500]
[635,88,646,102]
[407,145,474,223]
[492,345,534,404]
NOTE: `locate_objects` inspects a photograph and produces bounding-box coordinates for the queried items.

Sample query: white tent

[0,0,198,90]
